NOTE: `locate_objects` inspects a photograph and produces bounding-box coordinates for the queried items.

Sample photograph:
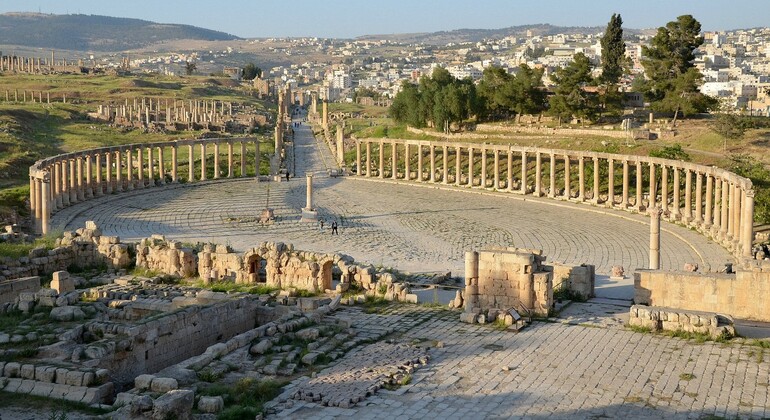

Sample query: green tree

[477,66,514,120]
[242,62,262,80]
[600,13,626,84]
[184,61,196,76]
[509,64,546,120]
[389,81,423,127]
[639,15,717,123]
[548,53,596,125]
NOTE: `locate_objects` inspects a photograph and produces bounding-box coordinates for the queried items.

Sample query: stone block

[51,271,75,294]
[29,382,54,398]
[134,374,155,390]
[198,396,224,414]
[150,377,178,393]
[152,389,194,420]
[65,370,85,386]
[459,312,477,324]
[19,364,35,379]
[4,362,21,377]
[55,368,68,384]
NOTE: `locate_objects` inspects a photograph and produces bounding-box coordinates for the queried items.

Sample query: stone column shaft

[705,175,713,226]
[695,173,703,223]
[76,156,85,200]
[493,150,500,189]
[366,141,372,178]
[592,157,599,204]
[661,167,668,214]
[455,146,462,186]
[305,174,314,210]
[635,161,643,211]
[578,157,585,201]
[742,190,755,257]
[240,142,247,178]
[172,146,179,182]
[650,207,662,269]
[379,142,385,179]
[672,169,680,218]
[200,143,207,181]
[720,179,729,236]
[563,155,570,199]
[40,179,49,235]
[429,145,435,182]
[520,151,527,194]
[684,170,693,222]
[548,153,556,198]
[649,163,656,208]
[213,143,220,179]
[622,160,630,207]
[535,153,542,197]
[467,147,474,187]
[392,142,398,180]
[115,151,123,192]
[54,161,63,208]
[404,143,410,180]
[442,146,449,184]
[356,141,362,177]
[607,159,615,207]
[94,154,103,196]
[105,153,113,194]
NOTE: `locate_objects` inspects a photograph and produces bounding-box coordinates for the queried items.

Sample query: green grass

[679,373,696,381]
[0,390,110,416]
[199,377,284,417]
[0,232,59,258]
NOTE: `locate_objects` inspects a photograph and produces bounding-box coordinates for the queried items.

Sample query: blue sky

[3,0,769,38]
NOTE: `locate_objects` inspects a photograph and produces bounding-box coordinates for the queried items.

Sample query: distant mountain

[357,23,647,45]
[0,13,239,51]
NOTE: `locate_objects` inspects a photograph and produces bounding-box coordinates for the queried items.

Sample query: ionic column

[684,170,692,222]
[720,179,729,237]
[735,188,744,246]
[30,177,38,230]
[480,148,488,188]
[366,141,372,178]
[54,161,62,208]
[212,143,220,179]
[672,168,680,219]
[578,156,585,201]
[416,144,422,182]
[392,142,398,180]
[115,151,123,192]
[506,150,513,191]
[622,160,630,208]
[534,152,542,197]
[742,189,755,257]
[76,156,85,200]
[94,154,103,197]
[635,161,643,212]
[379,141,385,179]
[563,155,570,199]
[125,149,133,190]
[648,163,656,208]
[200,143,207,181]
[136,147,144,188]
[147,147,155,186]
[607,159,615,207]
[493,149,500,189]
[305,173,314,211]
[649,207,662,270]
[548,153,556,198]
[404,143,410,180]
[187,145,195,181]
[105,152,113,194]
[661,166,668,214]
[84,154,93,197]
[171,145,179,182]
[442,145,448,184]
[694,172,703,223]
[727,183,737,239]
[69,158,78,202]
[355,141,362,176]
[592,157,600,204]
[226,141,232,182]
[40,177,50,235]
[705,175,714,227]
[240,142,247,177]
[156,147,165,185]
[455,146,462,185]
[467,147,474,187]
[520,151,527,194]
[428,144,435,182]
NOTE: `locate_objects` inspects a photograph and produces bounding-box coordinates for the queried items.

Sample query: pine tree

[600,13,625,84]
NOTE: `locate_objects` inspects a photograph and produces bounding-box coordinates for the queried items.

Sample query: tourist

[319,219,324,232]
[285,172,290,182]
[331,221,338,235]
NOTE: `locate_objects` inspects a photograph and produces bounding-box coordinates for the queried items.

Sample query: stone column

[157,147,165,185]
[720,179,729,237]
[240,142,247,178]
[379,141,385,179]
[429,145,436,182]
[578,156,585,201]
[736,188,744,245]
[392,141,398,180]
[213,143,220,179]
[493,149,500,189]
[54,161,63,208]
[563,155,570,199]
[520,151,527,194]
[727,183,736,239]
[134,147,144,189]
[226,142,234,178]
[467,147,474,187]
[76,156,85,200]
[186,145,195,182]
[255,140,260,180]
[635,161,643,212]
[535,152,542,197]
[305,173,314,210]
[548,153,556,198]
[40,177,49,235]
[684,170,692,222]
[171,145,179,182]
[672,168,680,219]
[355,141,362,176]
[416,144,423,182]
[115,151,123,192]
[742,189,755,257]
[649,207,662,270]
[146,147,155,186]
[622,160,630,208]
[648,163,656,208]
[607,159,614,207]
[69,158,78,203]
[480,148,488,188]
[705,175,713,227]
[404,143,410,180]
[199,143,207,181]
[31,177,39,231]
[94,154,103,197]
[104,152,113,194]
[322,100,328,131]
[661,166,668,214]
[506,150,513,191]
[82,155,93,198]
[592,157,600,204]
[455,146,462,186]
[694,172,703,223]
[442,146,449,184]
[125,149,134,190]
[366,141,372,178]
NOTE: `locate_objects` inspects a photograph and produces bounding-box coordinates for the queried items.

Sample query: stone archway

[321,260,333,291]
[245,253,267,283]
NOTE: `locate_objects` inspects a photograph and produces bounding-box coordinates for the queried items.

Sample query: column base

[301,208,318,222]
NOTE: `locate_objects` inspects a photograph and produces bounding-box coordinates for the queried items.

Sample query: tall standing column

[115,151,123,192]
[563,155,570,199]
[578,156,585,201]
[404,143,410,180]
[649,207,662,270]
[240,142,247,178]
[592,157,600,204]
[742,189,755,257]
[69,158,78,202]
[379,141,385,179]
[255,140,261,180]
[442,146,449,184]
[125,149,134,190]
[720,179,729,237]
[607,159,615,207]
[672,168,680,219]
[735,188,744,246]
[467,147,474,187]
[622,160,630,208]
[136,147,145,188]
[94,154,103,197]
[548,153,556,198]
[157,147,165,185]
[213,143,220,179]
[694,172,703,223]
[200,143,207,181]
[392,142,398,180]
[76,156,85,200]
[171,145,178,182]
[54,161,62,208]
[227,142,233,178]
[480,148,488,188]
[534,152,542,197]
[520,151,527,194]
[429,145,435,182]
[648,163,656,208]
[40,177,50,235]
[705,175,714,227]
[684,170,693,222]
[304,173,314,211]
[366,141,372,178]
[493,149,500,190]
[82,155,92,198]
[416,144,422,182]
[105,152,113,194]
[30,177,39,231]
[635,161,643,212]
[661,166,668,214]
[355,141,362,177]
[147,147,154,186]
[455,146,462,185]
[187,145,195,182]
[506,150,513,191]
[727,183,736,239]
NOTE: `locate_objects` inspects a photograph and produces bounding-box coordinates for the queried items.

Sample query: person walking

[331,221,338,235]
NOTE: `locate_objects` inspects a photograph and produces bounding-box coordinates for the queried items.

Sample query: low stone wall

[634,262,770,322]
[629,305,735,339]
[549,263,595,299]
[0,276,39,305]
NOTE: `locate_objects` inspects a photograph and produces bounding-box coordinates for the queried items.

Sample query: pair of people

[318,219,339,234]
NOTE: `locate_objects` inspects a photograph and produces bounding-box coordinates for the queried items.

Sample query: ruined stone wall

[550,263,595,299]
[0,277,39,305]
[98,298,262,384]
[634,264,770,322]
[135,236,196,278]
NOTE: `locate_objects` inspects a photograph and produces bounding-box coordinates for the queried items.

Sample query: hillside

[0,13,239,51]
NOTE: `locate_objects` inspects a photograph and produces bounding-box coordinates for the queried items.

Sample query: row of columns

[30,138,261,235]
[354,139,756,258]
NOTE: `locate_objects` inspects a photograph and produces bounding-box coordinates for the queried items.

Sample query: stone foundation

[629,305,735,339]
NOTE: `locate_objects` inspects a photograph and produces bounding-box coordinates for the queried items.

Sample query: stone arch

[243,250,267,283]
[321,260,333,291]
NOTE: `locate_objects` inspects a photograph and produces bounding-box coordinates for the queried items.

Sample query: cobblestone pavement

[271,304,770,420]
[50,113,732,283]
